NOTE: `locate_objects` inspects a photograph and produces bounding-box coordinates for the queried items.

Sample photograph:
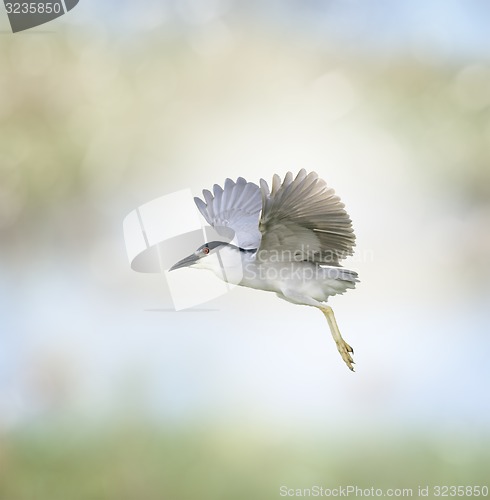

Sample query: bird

[170,169,359,371]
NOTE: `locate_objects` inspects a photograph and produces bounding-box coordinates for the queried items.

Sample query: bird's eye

[203,247,210,255]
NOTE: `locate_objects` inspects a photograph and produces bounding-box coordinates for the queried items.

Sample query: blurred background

[1,1,490,498]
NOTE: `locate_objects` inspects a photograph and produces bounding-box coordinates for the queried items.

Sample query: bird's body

[196,244,356,299]
[170,170,359,370]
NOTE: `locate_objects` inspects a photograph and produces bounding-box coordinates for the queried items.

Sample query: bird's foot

[335,338,355,372]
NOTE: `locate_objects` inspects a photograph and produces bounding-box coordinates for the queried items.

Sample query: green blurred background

[1,1,489,499]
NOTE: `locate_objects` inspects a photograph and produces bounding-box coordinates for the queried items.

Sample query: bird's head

[169,241,230,271]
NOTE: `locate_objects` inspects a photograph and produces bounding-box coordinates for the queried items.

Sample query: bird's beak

[169,253,199,271]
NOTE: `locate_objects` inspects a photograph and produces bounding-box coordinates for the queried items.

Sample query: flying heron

[170,169,359,371]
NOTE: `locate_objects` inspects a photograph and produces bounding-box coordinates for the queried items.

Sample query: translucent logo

[123,189,243,311]
[3,0,79,33]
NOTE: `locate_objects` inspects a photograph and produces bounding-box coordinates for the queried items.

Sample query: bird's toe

[336,340,356,371]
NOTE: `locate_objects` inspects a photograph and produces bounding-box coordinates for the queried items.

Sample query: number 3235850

[5,3,62,14]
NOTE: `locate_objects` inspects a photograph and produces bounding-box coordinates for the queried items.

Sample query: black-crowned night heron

[170,169,359,371]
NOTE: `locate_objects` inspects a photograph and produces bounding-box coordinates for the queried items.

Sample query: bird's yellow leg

[320,306,355,371]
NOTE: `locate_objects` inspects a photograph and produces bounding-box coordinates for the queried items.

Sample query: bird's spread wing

[258,169,355,265]
[194,177,262,249]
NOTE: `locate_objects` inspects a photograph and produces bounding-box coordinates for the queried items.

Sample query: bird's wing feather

[194,177,262,249]
[258,169,355,264]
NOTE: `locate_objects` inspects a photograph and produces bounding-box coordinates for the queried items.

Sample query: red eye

[203,247,210,255]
